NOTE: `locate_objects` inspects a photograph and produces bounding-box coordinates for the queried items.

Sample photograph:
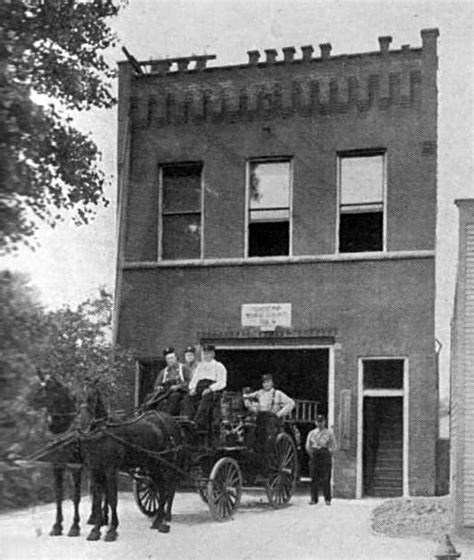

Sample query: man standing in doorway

[305,414,337,505]
[243,374,295,419]
[182,344,227,431]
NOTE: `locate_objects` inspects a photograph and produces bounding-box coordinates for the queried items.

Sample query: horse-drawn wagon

[19,373,318,541]
[132,391,301,522]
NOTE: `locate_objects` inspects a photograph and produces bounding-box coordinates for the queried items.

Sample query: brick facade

[115,29,439,498]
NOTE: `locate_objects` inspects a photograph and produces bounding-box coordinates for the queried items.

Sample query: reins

[82,426,193,481]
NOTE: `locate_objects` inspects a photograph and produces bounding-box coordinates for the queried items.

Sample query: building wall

[451,200,474,537]
[115,30,439,499]
[117,256,436,497]
[120,32,438,263]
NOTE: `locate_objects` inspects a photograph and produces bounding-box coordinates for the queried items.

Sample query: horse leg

[103,471,119,542]
[151,477,166,530]
[164,481,176,523]
[50,467,64,536]
[102,488,109,526]
[67,468,81,537]
[86,471,103,541]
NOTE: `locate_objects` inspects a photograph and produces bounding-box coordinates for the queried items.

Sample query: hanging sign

[241,303,292,331]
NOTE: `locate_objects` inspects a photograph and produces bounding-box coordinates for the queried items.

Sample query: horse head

[77,380,108,432]
[28,370,77,435]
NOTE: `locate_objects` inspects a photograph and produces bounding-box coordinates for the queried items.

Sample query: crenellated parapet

[120,29,439,129]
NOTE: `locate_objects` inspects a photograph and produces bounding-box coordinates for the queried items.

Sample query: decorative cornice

[130,67,424,129]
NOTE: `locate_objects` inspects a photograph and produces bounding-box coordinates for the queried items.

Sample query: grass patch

[371,496,453,540]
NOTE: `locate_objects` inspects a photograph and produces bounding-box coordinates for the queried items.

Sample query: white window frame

[336,151,387,254]
[244,157,293,258]
[157,162,204,262]
[356,356,409,499]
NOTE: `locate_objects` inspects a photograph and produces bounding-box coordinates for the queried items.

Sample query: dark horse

[28,370,108,537]
[82,411,185,542]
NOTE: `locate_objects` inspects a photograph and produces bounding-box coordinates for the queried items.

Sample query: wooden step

[370,487,403,497]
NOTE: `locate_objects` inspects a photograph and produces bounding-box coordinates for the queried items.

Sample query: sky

[2,0,473,397]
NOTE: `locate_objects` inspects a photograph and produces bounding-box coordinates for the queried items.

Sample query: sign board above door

[241,303,292,331]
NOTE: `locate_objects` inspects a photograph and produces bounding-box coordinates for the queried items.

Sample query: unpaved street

[1,490,472,560]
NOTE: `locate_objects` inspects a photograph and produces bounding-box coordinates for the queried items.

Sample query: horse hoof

[67,526,80,537]
[49,526,62,536]
[86,529,101,541]
[104,530,118,542]
[158,523,170,534]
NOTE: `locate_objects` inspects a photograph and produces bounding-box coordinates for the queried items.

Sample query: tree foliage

[0,270,135,448]
[0,0,125,253]
[0,271,135,510]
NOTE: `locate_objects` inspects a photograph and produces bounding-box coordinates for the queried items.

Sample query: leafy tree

[1,0,125,253]
[1,272,135,436]
[0,271,135,510]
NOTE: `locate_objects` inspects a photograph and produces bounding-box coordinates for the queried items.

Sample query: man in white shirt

[243,374,295,419]
[182,344,227,431]
[305,414,337,505]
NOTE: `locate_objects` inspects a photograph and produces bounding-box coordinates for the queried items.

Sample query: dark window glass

[339,154,384,253]
[162,214,201,260]
[248,222,289,257]
[161,163,202,260]
[339,212,383,252]
[363,360,404,390]
[248,160,290,257]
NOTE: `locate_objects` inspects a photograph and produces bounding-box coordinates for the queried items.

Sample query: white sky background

[2,0,473,398]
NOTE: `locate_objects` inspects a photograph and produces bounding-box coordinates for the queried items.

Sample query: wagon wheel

[197,481,208,503]
[207,457,242,521]
[265,432,298,508]
[133,473,159,517]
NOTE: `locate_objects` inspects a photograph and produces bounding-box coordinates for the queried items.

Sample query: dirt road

[1,490,471,560]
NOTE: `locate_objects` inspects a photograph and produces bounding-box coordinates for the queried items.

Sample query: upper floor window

[338,152,385,253]
[247,159,291,257]
[160,162,202,260]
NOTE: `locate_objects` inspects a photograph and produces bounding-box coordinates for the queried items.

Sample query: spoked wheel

[207,457,242,521]
[265,432,298,508]
[197,482,208,503]
[133,472,159,517]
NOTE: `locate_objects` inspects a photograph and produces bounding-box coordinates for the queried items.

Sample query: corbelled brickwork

[120,30,438,131]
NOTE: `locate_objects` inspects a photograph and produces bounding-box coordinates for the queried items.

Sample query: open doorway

[217,347,329,476]
[363,396,403,497]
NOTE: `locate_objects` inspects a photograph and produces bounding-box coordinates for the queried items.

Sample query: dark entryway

[217,347,329,477]
[217,348,328,409]
[363,396,403,497]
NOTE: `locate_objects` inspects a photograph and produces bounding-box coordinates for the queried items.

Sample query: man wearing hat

[145,347,192,415]
[305,414,337,505]
[183,345,199,379]
[182,344,227,431]
[243,374,295,419]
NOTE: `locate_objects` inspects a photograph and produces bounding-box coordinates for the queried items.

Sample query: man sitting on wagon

[243,374,295,419]
[182,344,227,432]
[144,347,192,415]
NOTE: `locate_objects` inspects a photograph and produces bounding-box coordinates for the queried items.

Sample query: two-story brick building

[114,28,439,498]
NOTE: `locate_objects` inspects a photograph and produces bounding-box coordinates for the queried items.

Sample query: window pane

[363,360,404,390]
[250,208,290,222]
[248,221,289,257]
[339,212,383,252]
[163,164,202,213]
[341,156,383,205]
[249,161,290,210]
[162,214,201,260]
